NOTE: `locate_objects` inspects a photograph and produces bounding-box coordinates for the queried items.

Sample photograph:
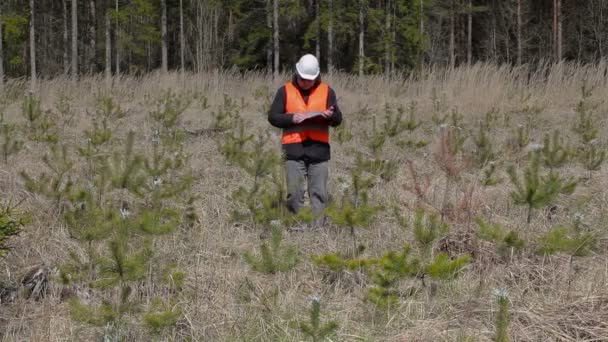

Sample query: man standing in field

[267,54,343,227]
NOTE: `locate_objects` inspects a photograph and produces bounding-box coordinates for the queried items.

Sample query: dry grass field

[1,62,608,341]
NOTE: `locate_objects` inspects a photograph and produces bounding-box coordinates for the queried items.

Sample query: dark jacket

[267,75,343,162]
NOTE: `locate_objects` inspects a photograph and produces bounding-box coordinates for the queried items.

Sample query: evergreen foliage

[424,252,471,280]
[536,226,597,257]
[0,204,28,257]
[540,130,570,170]
[0,120,24,163]
[472,119,495,168]
[507,153,578,223]
[493,289,510,342]
[413,209,449,259]
[298,298,338,342]
[475,217,524,257]
[243,224,298,274]
[572,84,599,144]
[578,143,606,178]
[482,162,502,186]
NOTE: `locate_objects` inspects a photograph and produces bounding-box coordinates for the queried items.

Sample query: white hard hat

[295,54,320,80]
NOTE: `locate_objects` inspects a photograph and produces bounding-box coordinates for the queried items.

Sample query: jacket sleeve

[326,87,343,127]
[267,87,294,128]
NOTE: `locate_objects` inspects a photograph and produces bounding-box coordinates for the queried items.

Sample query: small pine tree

[0,121,24,163]
[20,143,75,206]
[578,143,606,179]
[493,288,510,342]
[365,114,386,156]
[367,245,420,307]
[0,204,27,257]
[243,224,298,274]
[482,162,503,187]
[475,217,524,258]
[507,153,578,223]
[425,252,470,280]
[540,130,570,171]
[298,298,338,342]
[536,226,596,257]
[572,83,599,144]
[402,102,422,132]
[472,120,495,168]
[413,209,449,260]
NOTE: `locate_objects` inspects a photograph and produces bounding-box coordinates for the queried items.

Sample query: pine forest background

[1,0,608,341]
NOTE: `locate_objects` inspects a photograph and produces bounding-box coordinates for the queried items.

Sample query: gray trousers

[285,160,328,216]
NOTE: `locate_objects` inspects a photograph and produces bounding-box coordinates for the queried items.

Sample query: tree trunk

[90,0,96,73]
[359,0,365,77]
[0,13,4,94]
[419,0,424,67]
[63,0,69,74]
[72,0,78,78]
[315,0,320,61]
[553,0,557,61]
[267,0,272,74]
[105,5,111,81]
[449,0,455,68]
[196,1,202,72]
[179,0,185,71]
[517,0,522,65]
[161,0,168,72]
[557,0,562,61]
[30,0,37,88]
[467,0,472,64]
[115,0,120,76]
[328,0,333,74]
[273,0,279,79]
[384,0,391,76]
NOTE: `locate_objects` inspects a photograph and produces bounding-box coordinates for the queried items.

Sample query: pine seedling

[413,209,449,260]
[472,120,495,168]
[298,298,338,342]
[105,131,146,196]
[578,142,605,179]
[95,95,126,120]
[355,153,397,182]
[482,162,503,186]
[312,251,373,274]
[513,124,530,152]
[430,89,449,125]
[366,114,386,155]
[243,224,298,274]
[143,297,182,336]
[425,252,470,280]
[402,102,422,132]
[383,103,405,137]
[367,245,420,307]
[536,226,597,257]
[572,83,599,144]
[0,204,28,257]
[507,153,578,223]
[219,120,253,164]
[20,143,74,206]
[475,217,524,257]
[334,121,353,144]
[326,193,382,254]
[540,130,570,171]
[211,94,241,131]
[142,144,193,208]
[493,288,510,342]
[21,92,43,131]
[149,90,190,148]
[0,122,24,163]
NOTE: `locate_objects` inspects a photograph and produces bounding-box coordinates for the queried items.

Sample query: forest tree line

[1,0,608,85]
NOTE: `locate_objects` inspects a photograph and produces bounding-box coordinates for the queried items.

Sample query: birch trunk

[359,0,365,77]
[179,0,185,71]
[90,0,96,73]
[105,5,111,81]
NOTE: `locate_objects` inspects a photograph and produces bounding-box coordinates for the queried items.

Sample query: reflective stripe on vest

[282,82,330,145]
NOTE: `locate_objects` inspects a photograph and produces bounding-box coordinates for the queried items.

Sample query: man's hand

[292,112,309,124]
[322,105,335,119]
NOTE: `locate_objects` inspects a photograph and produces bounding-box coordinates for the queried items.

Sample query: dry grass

[1,62,608,341]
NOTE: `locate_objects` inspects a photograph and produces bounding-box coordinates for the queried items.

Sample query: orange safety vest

[282,82,330,145]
